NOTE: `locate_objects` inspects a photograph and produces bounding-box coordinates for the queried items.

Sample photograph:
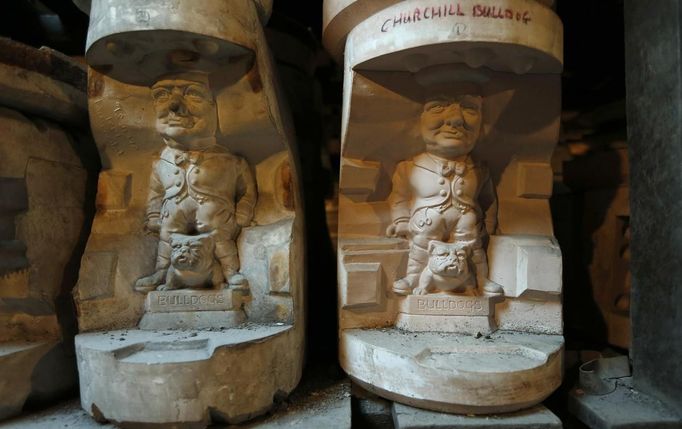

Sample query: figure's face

[151,78,217,147]
[420,94,482,158]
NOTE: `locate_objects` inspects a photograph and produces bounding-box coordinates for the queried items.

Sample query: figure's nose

[168,91,187,114]
[443,104,464,127]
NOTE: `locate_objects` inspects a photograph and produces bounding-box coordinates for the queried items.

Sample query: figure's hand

[145,216,161,234]
[225,221,241,240]
[236,216,250,229]
[386,221,409,238]
[236,207,254,229]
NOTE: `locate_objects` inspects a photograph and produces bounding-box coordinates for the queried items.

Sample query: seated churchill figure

[386,89,502,297]
[135,72,256,292]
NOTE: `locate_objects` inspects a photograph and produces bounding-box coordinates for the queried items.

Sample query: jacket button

[418,220,425,227]
[456,189,463,196]
[438,178,445,185]
[174,169,180,175]
[425,218,432,226]
[439,189,447,196]
[175,181,181,187]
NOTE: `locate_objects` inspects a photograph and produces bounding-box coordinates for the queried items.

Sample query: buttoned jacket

[388,152,496,229]
[146,146,257,226]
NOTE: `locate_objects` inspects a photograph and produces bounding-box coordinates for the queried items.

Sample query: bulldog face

[169,233,215,272]
[427,240,470,277]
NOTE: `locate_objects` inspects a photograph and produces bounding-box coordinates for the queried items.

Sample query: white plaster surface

[73,1,306,426]
[76,324,302,426]
[495,296,562,335]
[487,235,562,298]
[138,310,246,330]
[346,0,562,73]
[323,0,558,64]
[323,0,403,61]
[394,313,496,334]
[341,328,563,414]
[338,238,408,319]
[333,0,564,416]
[145,289,242,313]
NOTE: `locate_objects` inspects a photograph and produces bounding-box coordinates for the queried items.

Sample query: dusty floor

[0,368,351,429]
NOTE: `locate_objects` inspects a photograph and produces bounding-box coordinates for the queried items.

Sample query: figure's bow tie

[173,151,203,165]
[441,161,466,177]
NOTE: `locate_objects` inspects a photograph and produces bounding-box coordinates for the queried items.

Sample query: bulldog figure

[160,232,223,291]
[414,240,475,296]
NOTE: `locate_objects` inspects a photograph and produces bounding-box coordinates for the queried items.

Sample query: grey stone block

[568,378,682,429]
[624,0,682,416]
[392,402,562,429]
[352,382,394,428]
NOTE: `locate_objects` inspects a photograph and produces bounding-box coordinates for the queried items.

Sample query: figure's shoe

[412,286,430,296]
[481,280,504,297]
[134,269,166,293]
[392,277,416,295]
[227,272,249,291]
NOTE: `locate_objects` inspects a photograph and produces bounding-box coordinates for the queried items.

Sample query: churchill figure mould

[386,91,503,297]
[135,72,256,293]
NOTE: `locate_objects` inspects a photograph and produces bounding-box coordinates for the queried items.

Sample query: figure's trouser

[404,243,428,286]
[158,196,240,277]
[215,239,240,278]
[472,247,490,289]
[155,240,171,271]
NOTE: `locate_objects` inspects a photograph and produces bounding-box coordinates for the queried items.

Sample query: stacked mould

[73,1,305,426]
[325,0,565,415]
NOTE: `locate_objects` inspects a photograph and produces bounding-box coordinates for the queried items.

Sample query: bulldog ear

[428,240,440,254]
[455,242,471,255]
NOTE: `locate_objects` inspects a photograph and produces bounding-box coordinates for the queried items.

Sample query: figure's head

[151,72,217,149]
[420,93,482,159]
